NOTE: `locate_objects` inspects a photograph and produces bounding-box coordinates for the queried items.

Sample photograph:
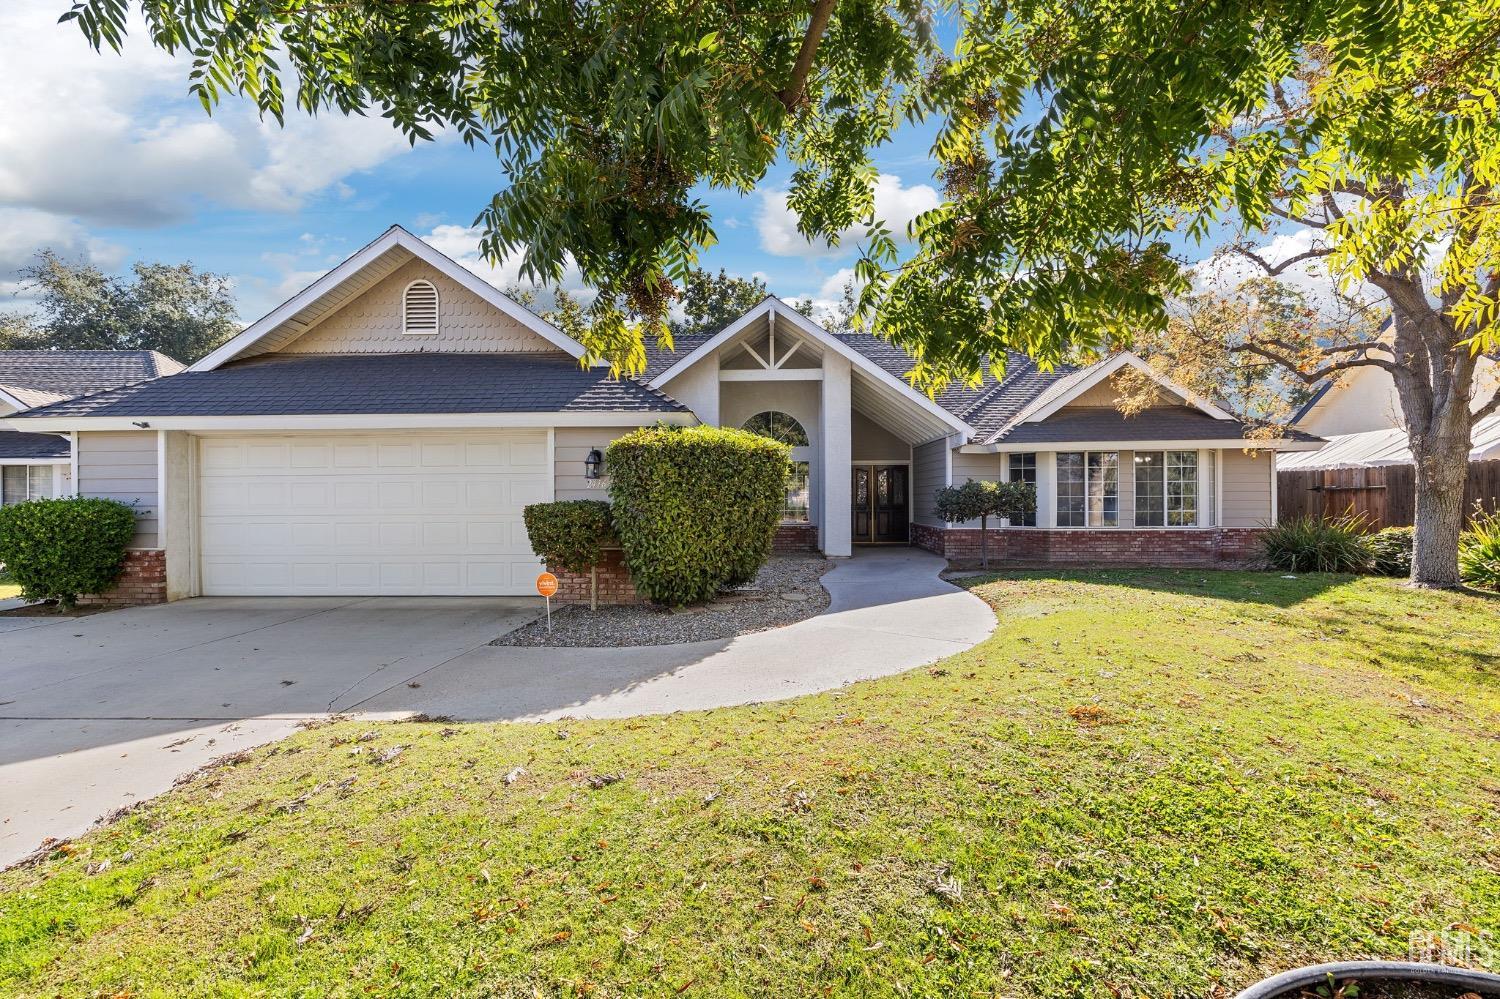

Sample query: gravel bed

[492,554,833,648]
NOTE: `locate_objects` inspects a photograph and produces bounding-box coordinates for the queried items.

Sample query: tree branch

[1231,342,1404,384]
[777,0,837,112]
[1475,387,1500,422]
[1231,243,1333,277]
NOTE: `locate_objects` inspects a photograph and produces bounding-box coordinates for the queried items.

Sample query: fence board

[1277,459,1500,528]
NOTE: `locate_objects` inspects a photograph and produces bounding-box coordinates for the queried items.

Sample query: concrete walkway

[1,547,992,865]
[357,546,995,720]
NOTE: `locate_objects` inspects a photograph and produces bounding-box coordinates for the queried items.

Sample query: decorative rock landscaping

[492,553,832,648]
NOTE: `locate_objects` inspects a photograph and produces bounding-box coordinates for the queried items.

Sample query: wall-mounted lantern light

[585,448,604,480]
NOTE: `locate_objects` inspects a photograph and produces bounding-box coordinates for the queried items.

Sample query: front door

[851,465,909,543]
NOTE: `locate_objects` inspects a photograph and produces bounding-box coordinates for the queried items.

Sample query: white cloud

[1188,228,1381,311]
[420,224,593,303]
[0,4,422,228]
[756,174,940,258]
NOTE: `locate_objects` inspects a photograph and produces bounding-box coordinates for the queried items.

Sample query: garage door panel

[199,433,549,595]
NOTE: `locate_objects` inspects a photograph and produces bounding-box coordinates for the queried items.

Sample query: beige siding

[1066,375,1173,409]
[912,439,949,526]
[1117,449,1135,526]
[554,427,641,501]
[77,430,158,548]
[852,410,909,462]
[1220,448,1274,527]
[280,258,562,355]
[951,450,1001,484]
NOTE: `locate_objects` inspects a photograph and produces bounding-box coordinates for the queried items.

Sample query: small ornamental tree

[607,424,788,605]
[0,496,137,608]
[522,500,616,610]
[933,479,1036,569]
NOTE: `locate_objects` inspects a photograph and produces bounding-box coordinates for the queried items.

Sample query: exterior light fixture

[585,448,604,480]
[131,421,151,428]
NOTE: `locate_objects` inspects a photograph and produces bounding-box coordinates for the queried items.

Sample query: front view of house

[5,226,1321,603]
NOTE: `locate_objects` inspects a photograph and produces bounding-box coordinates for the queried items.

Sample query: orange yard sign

[536,572,559,598]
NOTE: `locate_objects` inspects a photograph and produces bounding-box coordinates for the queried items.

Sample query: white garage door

[198,432,550,596]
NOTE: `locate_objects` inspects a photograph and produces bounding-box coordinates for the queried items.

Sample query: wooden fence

[1277,459,1500,528]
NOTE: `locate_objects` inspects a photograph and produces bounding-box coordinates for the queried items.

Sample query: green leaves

[0,497,137,608]
[57,0,1500,381]
[606,425,788,605]
[522,501,616,577]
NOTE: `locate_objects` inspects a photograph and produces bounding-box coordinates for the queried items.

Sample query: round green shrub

[1368,526,1415,576]
[1459,508,1500,591]
[0,496,137,608]
[607,424,789,605]
[523,500,616,575]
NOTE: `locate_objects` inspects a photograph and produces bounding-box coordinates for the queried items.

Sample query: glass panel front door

[851,465,909,543]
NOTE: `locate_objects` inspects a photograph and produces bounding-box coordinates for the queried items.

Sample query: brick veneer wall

[549,548,644,606]
[912,522,1262,567]
[77,549,167,606]
[773,524,818,552]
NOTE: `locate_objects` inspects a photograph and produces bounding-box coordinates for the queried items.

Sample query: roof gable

[191,226,588,371]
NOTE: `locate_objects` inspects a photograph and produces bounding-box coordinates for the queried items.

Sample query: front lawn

[2,571,1497,997]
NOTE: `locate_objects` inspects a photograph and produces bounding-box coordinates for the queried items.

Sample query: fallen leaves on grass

[1067,704,1123,727]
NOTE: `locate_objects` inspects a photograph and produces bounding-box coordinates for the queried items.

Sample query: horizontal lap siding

[1221,449,1274,527]
[912,439,949,526]
[949,450,1001,527]
[554,427,639,501]
[76,430,159,548]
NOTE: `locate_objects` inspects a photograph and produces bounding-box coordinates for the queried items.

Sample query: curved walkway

[354,545,997,720]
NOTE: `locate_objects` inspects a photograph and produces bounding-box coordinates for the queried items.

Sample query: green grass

[2,571,1497,998]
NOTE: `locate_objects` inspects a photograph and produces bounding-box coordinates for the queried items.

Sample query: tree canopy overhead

[61,1,1498,380]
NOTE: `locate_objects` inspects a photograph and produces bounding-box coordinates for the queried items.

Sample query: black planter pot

[1235,961,1500,999]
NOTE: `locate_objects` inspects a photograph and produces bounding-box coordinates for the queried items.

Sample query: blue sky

[0,2,961,326]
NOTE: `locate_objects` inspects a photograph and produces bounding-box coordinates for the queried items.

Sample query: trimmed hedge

[607,424,789,605]
[0,496,137,608]
[522,500,616,575]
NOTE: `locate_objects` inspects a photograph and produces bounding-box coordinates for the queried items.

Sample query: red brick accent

[913,523,1262,568]
[773,524,818,553]
[77,549,167,607]
[548,548,644,606]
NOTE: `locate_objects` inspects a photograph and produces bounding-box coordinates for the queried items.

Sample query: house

[0,350,184,506]
[1283,353,1500,470]
[3,226,1321,605]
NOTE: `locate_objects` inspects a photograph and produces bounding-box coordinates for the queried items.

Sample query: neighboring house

[0,350,185,506]
[1283,352,1500,470]
[4,226,1321,605]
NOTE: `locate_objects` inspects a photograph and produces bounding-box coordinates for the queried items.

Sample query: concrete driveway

[1,548,993,866]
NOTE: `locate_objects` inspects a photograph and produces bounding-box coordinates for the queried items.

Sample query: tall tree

[63,1,1500,582]
[1,251,238,363]
[671,268,768,339]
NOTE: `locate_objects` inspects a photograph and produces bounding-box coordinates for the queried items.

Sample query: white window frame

[1,464,59,505]
[1054,450,1119,528]
[402,278,441,335]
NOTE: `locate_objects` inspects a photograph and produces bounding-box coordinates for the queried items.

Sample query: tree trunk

[979,514,989,569]
[1409,437,1469,588]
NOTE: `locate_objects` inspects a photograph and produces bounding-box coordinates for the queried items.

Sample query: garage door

[198,432,550,595]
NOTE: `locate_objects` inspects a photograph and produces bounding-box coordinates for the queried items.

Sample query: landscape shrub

[932,479,1036,568]
[523,500,616,575]
[607,424,788,605]
[1368,526,1415,577]
[1259,513,1374,573]
[1459,507,1500,591]
[0,496,137,608]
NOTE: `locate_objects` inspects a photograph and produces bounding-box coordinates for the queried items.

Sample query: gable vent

[402,279,440,334]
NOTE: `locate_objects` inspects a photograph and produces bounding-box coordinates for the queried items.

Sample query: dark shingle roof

[11,352,685,419]
[642,332,717,380]
[833,335,1081,439]
[0,431,71,459]
[0,350,185,408]
[993,407,1322,445]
